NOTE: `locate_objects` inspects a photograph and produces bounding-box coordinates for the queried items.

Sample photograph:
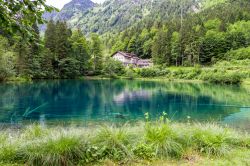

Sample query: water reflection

[113,90,152,104]
[0,80,249,129]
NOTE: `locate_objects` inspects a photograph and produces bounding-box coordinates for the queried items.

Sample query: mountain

[70,0,204,34]
[43,0,96,22]
[44,0,227,34]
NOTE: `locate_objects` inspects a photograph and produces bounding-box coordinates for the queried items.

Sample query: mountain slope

[57,0,96,20]
[70,0,227,34]
[74,0,201,34]
[43,0,96,21]
[44,0,227,34]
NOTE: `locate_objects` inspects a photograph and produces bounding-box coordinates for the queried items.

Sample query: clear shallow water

[0,79,249,130]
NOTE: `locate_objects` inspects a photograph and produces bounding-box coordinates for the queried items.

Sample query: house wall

[113,53,125,62]
[112,52,153,68]
[113,53,131,64]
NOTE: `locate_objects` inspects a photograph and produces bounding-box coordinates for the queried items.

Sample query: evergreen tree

[70,29,91,74]
[27,23,42,78]
[151,28,170,65]
[0,36,15,81]
[171,32,181,66]
[44,20,57,54]
[90,33,103,74]
[127,36,138,54]
[44,20,57,76]
[14,34,30,76]
[55,21,72,77]
[55,21,71,61]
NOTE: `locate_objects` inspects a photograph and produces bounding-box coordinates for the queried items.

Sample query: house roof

[112,51,140,59]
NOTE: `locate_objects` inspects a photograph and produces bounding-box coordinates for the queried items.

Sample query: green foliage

[93,126,133,161]
[132,143,155,160]
[103,57,125,77]
[1,0,250,81]
[138,67,169,78]
[1,121,249,165]
[0,0,55,38]
[145,123,183,158]
[224,46,250,60]
[21,135,85,166]
[170,67,202,80]
[0,36,15,81]
[58,57,81,79]
[191,125,231,157]
[204,19,222,31]
[199,31,228,64]
[227,21,250,45]
[70,0,225,35]
[152,28,170,65]
[105,0,250,66]
[171,32,181,66]
[91,33,103,75]
[22,125,48,140]
[0,52,15,82]
[200,70,242,84]
[44,20,57,55]
[125,67,137,79]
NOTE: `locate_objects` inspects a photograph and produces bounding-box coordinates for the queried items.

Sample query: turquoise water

[0,79,249,130]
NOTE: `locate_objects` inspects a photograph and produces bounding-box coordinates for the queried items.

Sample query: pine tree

[151,28,170,65]
[171,31,181,66]
[55,21,71,61]
[127,36,138,54]
[70,29,90,74]
[44,20,57,76]
[14,34,30,76]
[27,23,42,78]
[90,33,103,74]
[44,20,56,54]
[0,36,15,81]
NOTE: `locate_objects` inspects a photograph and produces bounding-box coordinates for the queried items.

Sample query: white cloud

[46,0,105,9]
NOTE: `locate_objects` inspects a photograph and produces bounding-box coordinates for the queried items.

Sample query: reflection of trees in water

[0,80,249,124]
[113,90,152,104]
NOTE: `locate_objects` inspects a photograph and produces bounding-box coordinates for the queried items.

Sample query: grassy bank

[1,119,249,165]
[98,59,250,85]
[2,60,250,85]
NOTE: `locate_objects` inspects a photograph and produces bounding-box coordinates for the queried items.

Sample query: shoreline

[2,76,250,87]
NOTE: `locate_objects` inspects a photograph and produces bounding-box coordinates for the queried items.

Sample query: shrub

[58,57,81,79]
[144,123,184,158]
[224,46,250,60]
[20,135,85,166]
[92,126,133,161]
[103,57,125,77]
[139,67,169,77]
[0,52,16,82]
[170,67,201,80]
[191,125,231,157]
[200,70,242,84]
[125,67,137,79]
[132,143,155,160]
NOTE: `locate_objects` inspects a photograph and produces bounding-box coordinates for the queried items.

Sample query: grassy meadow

[0,117,249,166]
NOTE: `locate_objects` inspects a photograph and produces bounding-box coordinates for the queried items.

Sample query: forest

[0,0,250,84]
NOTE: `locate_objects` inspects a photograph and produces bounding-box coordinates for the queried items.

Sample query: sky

[46,0,105,9]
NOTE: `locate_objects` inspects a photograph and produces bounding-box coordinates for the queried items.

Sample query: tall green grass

[0,120,249,166]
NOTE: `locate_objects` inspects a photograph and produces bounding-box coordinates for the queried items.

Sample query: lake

[0,79,249,130]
